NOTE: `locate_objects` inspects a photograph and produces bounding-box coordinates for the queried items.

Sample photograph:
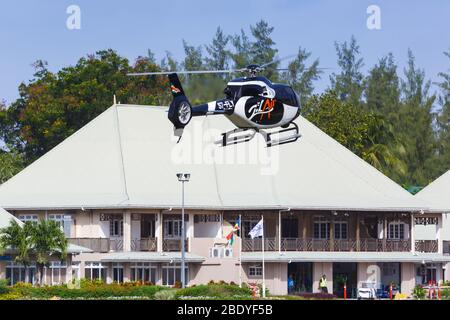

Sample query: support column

[302,213,307,240]
[330,213,334,251]
[400,263,416,296]
[123,210,131,252]
[156,211,163,252]
[356,213,360,251]
[411,213,415,253]
[276,211,281,253]
[106,263,113,284]
[66,256,73,284]
[124,263,132,282]
[444,262,450,282]
[438,214,443,254]
[187,212,194,252]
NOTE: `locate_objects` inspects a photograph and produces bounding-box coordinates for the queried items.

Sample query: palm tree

[0,219,68,286]
[0,220,33,283]
[30,220,68,285]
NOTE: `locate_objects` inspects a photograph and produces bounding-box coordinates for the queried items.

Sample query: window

[130,262,157,284]
[387,221,405,239]
[113,263,124,283]
[6,262,36,285]
[224,85,240,100]
[84,262,107,282]
[110,216,123,237]
[334,220,348,239]
[313,216,330,239]
[240,85,264,97]
[48,214,72,237]
[164,219,183,238]
[49,261,67,285]
[249,264,263,277]
[162,263,188,286]
[18,214,38,223]
[275,85,298,106]
[141,216,155,238]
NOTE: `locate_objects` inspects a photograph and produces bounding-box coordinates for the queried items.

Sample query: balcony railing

[68,238,111,253]
[131,238,157,251]
[415,240,438,253]
[162,238,189,252]
[243,237,411,252]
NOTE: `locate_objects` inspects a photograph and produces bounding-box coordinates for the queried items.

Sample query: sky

[0,0,449,104]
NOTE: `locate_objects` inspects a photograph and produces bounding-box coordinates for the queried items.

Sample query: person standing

[319,274,328,293]
[288,274,295,294]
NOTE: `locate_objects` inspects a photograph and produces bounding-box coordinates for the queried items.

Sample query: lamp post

[177,173,190,288]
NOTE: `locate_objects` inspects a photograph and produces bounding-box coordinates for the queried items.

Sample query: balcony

[68,238,111,253]
[131,238,157,251]
[162,238,189,252]
[242,237,412,252]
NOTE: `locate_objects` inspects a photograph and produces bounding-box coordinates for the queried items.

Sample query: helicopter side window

[276,86,298,106]
[224,85,240,100]
[240,85,264,97]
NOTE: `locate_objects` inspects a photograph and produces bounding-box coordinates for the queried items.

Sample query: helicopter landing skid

[216,122,301,147]
[262,122,301,147]
[215,128,258,147]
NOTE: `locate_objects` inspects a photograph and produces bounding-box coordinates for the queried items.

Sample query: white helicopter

[129,58,310,147]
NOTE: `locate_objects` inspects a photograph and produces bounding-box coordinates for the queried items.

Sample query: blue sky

[0,0,449,104]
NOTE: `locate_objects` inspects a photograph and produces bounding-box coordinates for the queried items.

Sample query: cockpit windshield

[274,85,298,106]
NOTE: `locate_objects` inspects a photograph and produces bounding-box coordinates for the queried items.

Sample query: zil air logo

[248,99,276,121]
[171,85,181,94]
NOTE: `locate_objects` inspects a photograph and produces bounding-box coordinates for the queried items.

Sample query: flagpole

[239,214,242,288]
[262,214,266,298]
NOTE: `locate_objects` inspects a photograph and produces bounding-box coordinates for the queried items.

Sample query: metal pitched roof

[100,251,204,263]
[0,104,426,212]
[415,170,450,212]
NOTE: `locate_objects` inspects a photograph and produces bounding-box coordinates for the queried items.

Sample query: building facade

[0,105,449,296]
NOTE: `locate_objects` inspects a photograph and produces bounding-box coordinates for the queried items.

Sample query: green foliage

[8,282,165,299]
[412,284,426,299]
[0,21,449,188]
[330,35,364,106]
[0,279,10,294]
[174,283,252,299]
[0,219,68,285]
[0,49,169,164]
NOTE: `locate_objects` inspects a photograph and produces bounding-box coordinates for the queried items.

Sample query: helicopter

[128,57,309,147]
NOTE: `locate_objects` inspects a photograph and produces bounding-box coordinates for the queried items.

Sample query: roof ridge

[113,105,130,204]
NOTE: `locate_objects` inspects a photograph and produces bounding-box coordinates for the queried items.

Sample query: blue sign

[0,255,12,261]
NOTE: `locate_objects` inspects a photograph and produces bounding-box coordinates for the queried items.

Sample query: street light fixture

[177,173,190,288]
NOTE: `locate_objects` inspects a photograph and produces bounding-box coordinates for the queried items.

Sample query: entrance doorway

[333,262,357,298]
[287,262,312,294]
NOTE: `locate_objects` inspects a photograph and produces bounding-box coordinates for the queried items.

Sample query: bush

[7,282,166,299]
[441,288,450,300]
[413,285,426,300]
[174,283,252,299]
[154,289,176,300]
[0,279,11,295]
[294,292,336,300]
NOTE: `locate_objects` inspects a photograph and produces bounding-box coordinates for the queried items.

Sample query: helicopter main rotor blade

[127,69,241,76]
[258,54,298,70]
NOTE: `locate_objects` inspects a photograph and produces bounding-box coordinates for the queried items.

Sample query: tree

[398,49,436,185]
[231,29,253,69]
[281,47,322,104]
[205,27,231,71]
[302,91,406,175]
[0,49,168,164]
[249,20,279,79]
[0,220,33,278]
[30,220,68,285]
[433,49,450,178]
[330,36,364,106]
[0,151,24,184]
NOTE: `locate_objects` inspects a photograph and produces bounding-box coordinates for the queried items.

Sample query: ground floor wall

[2,253,448,297]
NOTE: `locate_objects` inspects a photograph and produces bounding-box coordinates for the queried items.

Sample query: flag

[248,218,264,239]
[226,217,241,246]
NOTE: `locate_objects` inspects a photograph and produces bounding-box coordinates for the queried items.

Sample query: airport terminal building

[0,104,449,297]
